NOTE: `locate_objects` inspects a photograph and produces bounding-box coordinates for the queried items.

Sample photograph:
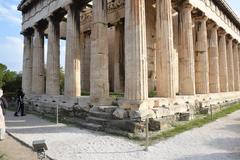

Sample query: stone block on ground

[152,107,171,118]
[113,108,128,119]
[149,118,169,131]
[199,107,209,114]
[73,104,90,113]
[177,112,191,121]
[98,106,118,113]
[129,109,156,121]
[89,106,101,113]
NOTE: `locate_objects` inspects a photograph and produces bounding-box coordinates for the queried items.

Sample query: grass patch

[110,92,124,99]
[0,153,7,160]
[149,90,157,98]
[148,103,240,143]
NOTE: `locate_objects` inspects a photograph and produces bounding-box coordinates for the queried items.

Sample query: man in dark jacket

[14,88,25,116]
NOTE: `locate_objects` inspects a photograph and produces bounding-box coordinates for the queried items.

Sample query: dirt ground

[0,134,38,160]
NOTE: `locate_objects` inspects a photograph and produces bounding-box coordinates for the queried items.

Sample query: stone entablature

[21,0,72,31]
[21,0,125,31]
[20,0,240,40]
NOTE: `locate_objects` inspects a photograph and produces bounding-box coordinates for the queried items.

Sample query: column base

[118,99,154,121]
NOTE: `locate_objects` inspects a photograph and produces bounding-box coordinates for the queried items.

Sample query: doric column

[239,44,240,85]
[114,22,124,93]
[22,30,33,95]
[233,41,240,91]
[194,15,209,94]
[173,12,179,94]
[178,3,195,95]
[64,4,81,97]
[80,31,91,92]
[32,25,45,95]
[208,22,220,93]
[46,16,60,95]
[226,37,234,91]
[124,0,148,100]
[146,0,156,93]
[156,0,175,97]
[218,30,228,92]
[90,0,109,102]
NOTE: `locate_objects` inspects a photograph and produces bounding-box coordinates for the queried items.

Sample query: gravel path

[5,110,240,160]
[0,134,38,160]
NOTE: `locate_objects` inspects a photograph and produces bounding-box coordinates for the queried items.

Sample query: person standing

[14,88,25,116]
[0,89,8,140]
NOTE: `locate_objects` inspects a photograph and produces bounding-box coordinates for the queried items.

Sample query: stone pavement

[5,110,240,160]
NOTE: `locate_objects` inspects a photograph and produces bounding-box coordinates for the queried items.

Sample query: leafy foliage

[0,63,22,93]
[60,67,64,95]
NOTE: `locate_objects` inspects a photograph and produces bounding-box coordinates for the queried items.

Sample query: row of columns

[175,2,240,97]
[22,0,240,105]
[22,4,82,97]
[22,1,110,103]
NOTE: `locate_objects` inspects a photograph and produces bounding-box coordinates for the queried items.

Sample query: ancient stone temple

[18,0,240,132]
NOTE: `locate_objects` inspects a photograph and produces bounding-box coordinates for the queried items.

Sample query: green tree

[60,67,64,95]
[3,73,22,93]
[0,64,7,88]
[0,63,22,93]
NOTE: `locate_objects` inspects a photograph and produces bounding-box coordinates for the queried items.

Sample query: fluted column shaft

[32,26,45,95]
[156,0,175,98]
[90,0,109,102]
[208,25,220,93]
[194,16,209,94]
[64,4,81,97]
[22,32,33,95]
[146,0,156,93]
[239,45,240,84]
[80,31,91,92]
[124,0,148,100]
[233,42,240,91]
[178,3,195,95]
[114,22,124,93]
[227,38,234,91]
[46,17,60,95]
[218,32,228,92]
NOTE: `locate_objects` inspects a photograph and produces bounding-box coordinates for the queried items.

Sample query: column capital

[193,14,208,22]
[233,39,238,44]
[179,2,193,12]
[226,34,233,40]
[33,20,48,33]
[207,20,218,30]
[218,28,226,36]
[21,28,34,36]
[47,15,63,24]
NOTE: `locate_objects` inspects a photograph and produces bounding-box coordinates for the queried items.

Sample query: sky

[0,0,240,72]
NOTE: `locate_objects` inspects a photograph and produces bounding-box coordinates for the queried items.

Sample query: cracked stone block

[113,108,128,120]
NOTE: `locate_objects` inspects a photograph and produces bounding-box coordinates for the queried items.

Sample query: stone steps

[89,111,113,119]
[97,106,118,113]
[86,116,108,125]
[67,118,104,131]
